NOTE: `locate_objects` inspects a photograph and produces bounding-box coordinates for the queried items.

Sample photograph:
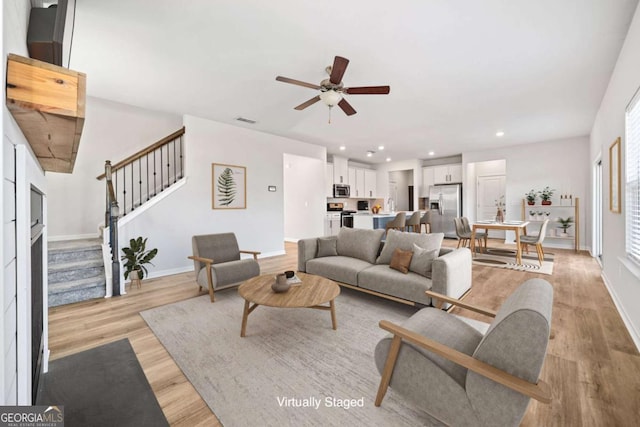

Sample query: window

[626,88,640,265]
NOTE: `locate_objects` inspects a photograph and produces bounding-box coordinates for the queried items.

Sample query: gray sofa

[298,228,472,306]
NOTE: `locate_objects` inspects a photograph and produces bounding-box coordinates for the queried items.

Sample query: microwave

[333,184,350,198]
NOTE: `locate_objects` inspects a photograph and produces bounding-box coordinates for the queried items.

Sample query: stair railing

[98,127,185,296]
[104,160,121,296]
[97,127,185,216]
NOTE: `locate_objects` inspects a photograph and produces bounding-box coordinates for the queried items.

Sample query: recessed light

[428,151,435,156]
[496,131,505,137]
[339,145,346,151]
[366,151,374,157]
[386,157,391,162]
[378,145,385,150]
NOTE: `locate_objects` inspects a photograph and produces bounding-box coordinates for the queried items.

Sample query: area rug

[472,248,554,275]
[36,338,168,427]
[141,289,444,426]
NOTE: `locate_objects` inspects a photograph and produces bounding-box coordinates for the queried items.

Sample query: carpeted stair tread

[49,258,104,273]
[49,275,106,294]
[48,238,102,252]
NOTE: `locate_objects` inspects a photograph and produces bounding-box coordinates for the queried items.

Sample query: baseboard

[601,271,640,352]
[144,250,287,281]
[48,233,99,242]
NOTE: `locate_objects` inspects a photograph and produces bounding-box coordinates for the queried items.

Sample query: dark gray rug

[37,338,168,427]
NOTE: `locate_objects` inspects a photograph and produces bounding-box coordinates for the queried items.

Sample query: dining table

[470,220,530,265]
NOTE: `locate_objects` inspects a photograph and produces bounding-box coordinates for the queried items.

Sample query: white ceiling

[68,0,639,164]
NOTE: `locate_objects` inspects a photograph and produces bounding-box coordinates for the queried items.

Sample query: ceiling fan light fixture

[319,90,343,107]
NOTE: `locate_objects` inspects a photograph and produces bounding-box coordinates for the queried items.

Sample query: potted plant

[557,216,574,237]
[525,189,537,205]
[539,186,555,205]
[121,237,158,284]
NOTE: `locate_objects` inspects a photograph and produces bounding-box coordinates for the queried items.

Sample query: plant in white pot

[556,216,574,237]
[121,237,158,286]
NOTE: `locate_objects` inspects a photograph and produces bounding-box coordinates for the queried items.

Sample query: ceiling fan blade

[344,86,391,95]
[329,56,349,84]
[294,96,321,110]
[338,98,357,116]
[276,76,321,90]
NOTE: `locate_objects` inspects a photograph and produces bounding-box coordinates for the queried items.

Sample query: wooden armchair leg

[206,267,215,303]
[375,335,403,407]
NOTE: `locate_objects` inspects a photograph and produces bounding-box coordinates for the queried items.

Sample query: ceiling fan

[275,56,390,119]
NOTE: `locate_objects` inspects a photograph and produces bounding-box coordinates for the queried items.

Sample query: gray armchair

[374,278,553,426]
[188,233,260,302]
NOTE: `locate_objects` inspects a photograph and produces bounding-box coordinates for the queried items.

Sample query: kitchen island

[353,212,424,230]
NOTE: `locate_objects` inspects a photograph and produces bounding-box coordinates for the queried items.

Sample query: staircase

[48,239,106,307]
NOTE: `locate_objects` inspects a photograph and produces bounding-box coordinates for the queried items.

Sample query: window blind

[626,88,640,265]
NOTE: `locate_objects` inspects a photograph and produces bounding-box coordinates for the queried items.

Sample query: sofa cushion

[390,248,413,274]
[306,256,373,286]
[317,236,338,257]
[377,230,444,265]
[358,264,433,305]
[336,228,385,264]
[409,243,439,277]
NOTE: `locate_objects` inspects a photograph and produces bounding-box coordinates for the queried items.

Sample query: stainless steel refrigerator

[428,184,462,238]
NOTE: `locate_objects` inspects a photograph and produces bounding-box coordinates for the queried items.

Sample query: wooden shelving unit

[521,198,579,252]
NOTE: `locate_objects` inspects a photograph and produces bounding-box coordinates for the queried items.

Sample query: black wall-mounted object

[27,0,68,66]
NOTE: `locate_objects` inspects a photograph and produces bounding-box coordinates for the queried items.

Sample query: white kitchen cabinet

[333,156,348,184]
[326,163,334,197]
[364,169,377,198]
[433,164,462,184]
[348,167,369,198]
[348,167,356,191]
[422,167,435,196]
[325,213,341,236]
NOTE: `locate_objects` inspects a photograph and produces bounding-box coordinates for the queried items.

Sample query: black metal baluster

[137,158,141,209]
[146,154,149,201]
[173,139,177,183]
[123,165,127,215]
[153,151,157,196]
[160,146,163,191]
[179,135,183,179]
[166,143,170,189]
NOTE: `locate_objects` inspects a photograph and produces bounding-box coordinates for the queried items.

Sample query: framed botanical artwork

[609,137,621,213]
[212,163,246,209]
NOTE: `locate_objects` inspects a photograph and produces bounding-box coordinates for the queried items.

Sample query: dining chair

[385,212,406,233]
[405,212,421,232]
[419,211,432,233]
[519,219,549,266]
[462,217,487,252]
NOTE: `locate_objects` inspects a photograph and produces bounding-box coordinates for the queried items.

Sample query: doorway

[593,158,603,263]
[477,175,506,239]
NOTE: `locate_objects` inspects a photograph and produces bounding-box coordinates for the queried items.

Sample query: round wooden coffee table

[238,272,340,337]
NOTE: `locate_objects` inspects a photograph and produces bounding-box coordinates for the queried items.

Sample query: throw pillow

[389,248,413,274]
[317,237,338,257]
[409,243,440,277]
[336,228,385,264]
[377,229,444,264]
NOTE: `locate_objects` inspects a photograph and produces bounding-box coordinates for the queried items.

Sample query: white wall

[117,114,326,278]
[463,136,589,249]
[590,2,640,349]
[47,97,183,238]
[283,153,325,241]
[2,0,47,404]
[376,159,422,211]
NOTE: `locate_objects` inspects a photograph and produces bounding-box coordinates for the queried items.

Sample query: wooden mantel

[6,53,86,173]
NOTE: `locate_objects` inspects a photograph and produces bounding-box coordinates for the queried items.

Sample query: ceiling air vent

[235,117,257,124]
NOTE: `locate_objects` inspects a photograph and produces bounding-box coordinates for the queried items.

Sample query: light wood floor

[47,239,640,426]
